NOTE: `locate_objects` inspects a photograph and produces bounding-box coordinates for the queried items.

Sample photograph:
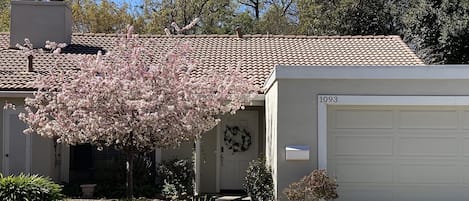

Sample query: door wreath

[224,125,252,152]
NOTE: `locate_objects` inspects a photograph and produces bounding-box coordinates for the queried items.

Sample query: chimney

[10,0,72,49]
[235,26,243,38]
[27,55,33,72]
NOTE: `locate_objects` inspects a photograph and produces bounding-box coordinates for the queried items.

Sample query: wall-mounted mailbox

[285,145,310,160]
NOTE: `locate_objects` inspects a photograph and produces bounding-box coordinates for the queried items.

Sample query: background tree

[256,1,297,34]
[0,0,9,32]
[296,0,397,35]
[339,0,397,35]
[3,0,469,63]
[70,0,134,33]
[135,0,238,34]
[400,0,469,64]
[17,27,257,198]
[239,0,265,20]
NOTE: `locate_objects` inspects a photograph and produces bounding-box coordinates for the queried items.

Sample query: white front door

[3,108,31,176]
[220,110,258,190]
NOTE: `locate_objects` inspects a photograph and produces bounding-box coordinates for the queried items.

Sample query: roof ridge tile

[8,32,406,40]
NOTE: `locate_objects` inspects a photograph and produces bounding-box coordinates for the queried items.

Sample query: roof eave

[0,90,34,97]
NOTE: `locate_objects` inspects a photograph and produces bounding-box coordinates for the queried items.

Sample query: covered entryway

[323,98,469,201]
[218,110,259,191]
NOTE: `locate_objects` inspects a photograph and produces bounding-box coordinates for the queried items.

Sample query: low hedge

[0,174,64,201]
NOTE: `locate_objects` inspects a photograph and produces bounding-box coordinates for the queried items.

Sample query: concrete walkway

[66,195,251,201]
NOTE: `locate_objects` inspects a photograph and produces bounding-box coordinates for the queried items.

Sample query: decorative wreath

[224,125,252,152]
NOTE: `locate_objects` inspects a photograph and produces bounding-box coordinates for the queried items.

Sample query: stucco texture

[266,78,469,200]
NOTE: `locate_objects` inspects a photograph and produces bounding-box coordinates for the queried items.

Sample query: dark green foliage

[243,158,274,201]
[0,174,64,201]
[297,0,399,35]
[0,0,9,32]
[400,0,469,64]
[157,159,194,201]
[134,184,160,198]
[95,182,126,198]
[92,152,158,199]
[62,183,82,198]
[94,183,159,198]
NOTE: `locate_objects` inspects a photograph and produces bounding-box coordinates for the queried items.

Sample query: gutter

[0,91,266,105]
[0,91,34,98]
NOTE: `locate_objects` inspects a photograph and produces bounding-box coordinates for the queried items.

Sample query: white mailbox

[285,145,310,160]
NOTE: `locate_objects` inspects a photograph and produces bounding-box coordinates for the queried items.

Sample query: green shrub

[283,169,338,201]
[62,183,82,198]
[94,182,159,199]
[157,159,194,200]
[94,182,126,198]
[243,158,274,201]
[0,174,64,201]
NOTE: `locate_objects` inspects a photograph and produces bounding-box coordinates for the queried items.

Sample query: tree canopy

[0,0,9,32]
[14,26,257,197]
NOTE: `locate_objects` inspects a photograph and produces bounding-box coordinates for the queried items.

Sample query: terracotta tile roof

[0,33,424,90]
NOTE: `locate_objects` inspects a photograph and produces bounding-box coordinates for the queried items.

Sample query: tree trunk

[126,151,134,199]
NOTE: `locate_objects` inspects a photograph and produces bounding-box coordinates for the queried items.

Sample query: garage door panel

[334,110,393,129]
[399,111,458,129]
[334,162,393,183]
[337,187,394,201]
[394,187,466,201]
[397,164,460,184]
[339,186,469,201]
[463,139,469,156]
[463,165,469,184]
[334,135,393,156]
[328,106,469,201]
[462,112,469,129]
[398,137,459,156]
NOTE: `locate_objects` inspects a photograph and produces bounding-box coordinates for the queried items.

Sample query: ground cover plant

[0,174,63,201]
[158,159,194,200]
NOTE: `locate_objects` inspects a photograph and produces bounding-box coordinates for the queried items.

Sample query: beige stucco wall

[161,141,194,161]
[267,78,469,200]
[265,82,278,197]
[199,128,217,193]
[31,132,56,180]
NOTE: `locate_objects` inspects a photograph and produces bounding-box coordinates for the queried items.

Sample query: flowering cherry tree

[17,27,257,198]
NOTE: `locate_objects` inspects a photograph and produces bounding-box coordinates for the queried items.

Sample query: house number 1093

[319,96,338,103]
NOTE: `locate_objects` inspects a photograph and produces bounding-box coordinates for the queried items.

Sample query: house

[8,1,469,201]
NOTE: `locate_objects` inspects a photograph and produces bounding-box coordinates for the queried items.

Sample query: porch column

[195,139,201,195]
[154,148,162,163]
[60,144,69,182]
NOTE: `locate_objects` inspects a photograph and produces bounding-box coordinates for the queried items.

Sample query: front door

[3,108,30,176]
[220,110,258,190]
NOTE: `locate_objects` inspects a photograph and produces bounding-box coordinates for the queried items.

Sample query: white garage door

[328,105,469,201]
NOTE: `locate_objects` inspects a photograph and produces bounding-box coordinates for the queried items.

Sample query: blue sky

[110,0,142,8]
[108,0,250,14]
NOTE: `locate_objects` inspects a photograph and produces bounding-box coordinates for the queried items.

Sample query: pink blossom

[18,26,257,152]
